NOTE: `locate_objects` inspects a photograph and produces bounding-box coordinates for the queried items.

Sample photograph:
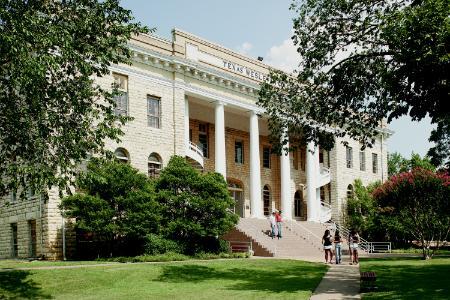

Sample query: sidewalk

[310,258,360,300]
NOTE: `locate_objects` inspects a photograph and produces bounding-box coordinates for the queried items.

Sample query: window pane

[346,146,353,168]
[360,151,366,171]
[114,92,128,116]
[372,153,378,173]
[147,97,160,128]
[263,147,271,168]
[199,133,208,157]
[235,141,243,164]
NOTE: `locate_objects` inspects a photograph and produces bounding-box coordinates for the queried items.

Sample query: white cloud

[265,38,301,73]
[236,42,253,55]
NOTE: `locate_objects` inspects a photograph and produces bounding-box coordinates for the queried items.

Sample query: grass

[360,257,450,300]
[0,259,114,269]
[0,259,327,299]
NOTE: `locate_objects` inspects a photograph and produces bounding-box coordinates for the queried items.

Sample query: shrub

[144,234,183,255]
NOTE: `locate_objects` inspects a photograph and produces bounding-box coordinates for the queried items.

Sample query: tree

[346,179,379,240]
[373,168,450,259]
[60,158,160,255]
[0,0,148,197]
[258,0,449,157]
[154,156,238,254]
[388,152,435,177]
[428,117,450,170]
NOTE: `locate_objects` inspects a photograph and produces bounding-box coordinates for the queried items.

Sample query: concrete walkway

[310,259,360,300]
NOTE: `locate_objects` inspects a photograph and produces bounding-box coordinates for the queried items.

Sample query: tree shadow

[155,262,326,294]
[361,259,450,299]
[0,270,51,299]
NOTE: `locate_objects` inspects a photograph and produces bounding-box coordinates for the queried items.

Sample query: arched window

[294,191,303,218]
[114,148,129,163]
[228,180,244,217]
[263,185,271,216]
[148,153,162,178]
[347,184,354,199]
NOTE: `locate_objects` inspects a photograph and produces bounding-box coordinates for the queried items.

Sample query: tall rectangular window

[372,153,378,173]
[113,73,128,116]
[360,151,366,171]
[28,220,37,257]
[263,146,271,168]
[300,148,306,171]
[147,95,161,128]
[11,223,18,258]
[235,140,244,164]
[10,191,17,203]
[198,123,208,158]
[346,146,353,168]
[293,148,299,170]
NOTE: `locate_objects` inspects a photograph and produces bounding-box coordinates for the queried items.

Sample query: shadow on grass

[155,262,326,294]
[360,258,450,300]
[0,270,51,299]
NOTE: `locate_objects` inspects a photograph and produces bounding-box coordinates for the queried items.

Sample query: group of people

[269,210,283,239]
[322,228,360,265]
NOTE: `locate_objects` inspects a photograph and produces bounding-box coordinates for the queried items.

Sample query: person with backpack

[322,229,333,264]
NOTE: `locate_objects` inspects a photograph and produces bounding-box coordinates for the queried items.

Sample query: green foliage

[388,152,435,177]
[61,158,160,246]
[0,0,148,197]
[144,234,183,255]
[259,0,449,159]
[154,156,239,254]
[345,179,379,239]
[428,117,450,170]
[373,168,450,259]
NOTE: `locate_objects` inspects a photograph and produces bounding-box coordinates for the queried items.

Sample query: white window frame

[147,95,161,129]
[113,73,128,116]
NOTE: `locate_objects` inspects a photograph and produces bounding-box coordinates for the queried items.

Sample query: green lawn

[0,259,327,299]
[0,259,114,269]
[360,257,450,300]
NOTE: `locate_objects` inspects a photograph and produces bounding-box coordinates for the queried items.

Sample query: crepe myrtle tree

[373,168,450,259]
[258,0,449,157]
[0,0,149,198]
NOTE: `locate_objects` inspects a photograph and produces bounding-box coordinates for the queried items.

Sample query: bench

[360,271,377,291]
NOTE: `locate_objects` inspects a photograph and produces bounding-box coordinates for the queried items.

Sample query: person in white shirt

[269,212,278,239]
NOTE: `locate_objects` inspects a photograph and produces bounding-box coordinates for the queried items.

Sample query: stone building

[0,29,391,259]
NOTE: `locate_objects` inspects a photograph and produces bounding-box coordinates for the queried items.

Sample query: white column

[306,141,318,222]
[315,147,321,221]
[214,101,226,178]
[280,127,292,220]
[249,111,262,218]
[184,97,190,149]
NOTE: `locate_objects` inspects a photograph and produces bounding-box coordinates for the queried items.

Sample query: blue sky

[120,0,435,158]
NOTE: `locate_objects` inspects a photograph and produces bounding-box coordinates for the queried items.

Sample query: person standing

[334,230,343,264]
[322,229,333,263]
[269,212,278,239]
[275,210,283,239]
[349,229,360,265]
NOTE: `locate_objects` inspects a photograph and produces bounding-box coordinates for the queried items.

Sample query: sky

[120,0,435,158]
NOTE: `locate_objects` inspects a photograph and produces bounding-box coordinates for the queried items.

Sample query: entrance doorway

[294,190,305,220]
[228,181,244,217]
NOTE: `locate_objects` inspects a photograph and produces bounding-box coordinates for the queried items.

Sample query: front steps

[223,218,331,262]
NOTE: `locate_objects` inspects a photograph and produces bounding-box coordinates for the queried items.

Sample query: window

[263,147,271,168]
[360,151,366,171]
[10,191,17,203]
[113,73,128,116]
[27,188,35,199]
[293,148,299,170]
[347,184,354,199]
[300,148,306,171]
[114,148,129,163]
[346,146,353,168]
[235,140,244,164]
[263,185,271,216]
[148,153,162,178]
[320,186,325,202]
[147,95,161,128]
[319,151,324,164]
[11,223,18,258]
[372,153,378,173]
[198,123,208,158]
[28,220,37,257]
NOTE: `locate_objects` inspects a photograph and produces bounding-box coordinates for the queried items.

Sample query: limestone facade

[0,29,390,259]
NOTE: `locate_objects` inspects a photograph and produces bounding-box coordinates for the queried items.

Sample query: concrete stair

[224,218,333,262]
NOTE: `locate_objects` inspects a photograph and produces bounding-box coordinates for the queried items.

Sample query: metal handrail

[335,223,392,253]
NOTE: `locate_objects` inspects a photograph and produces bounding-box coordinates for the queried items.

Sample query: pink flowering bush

[373,168,450,259]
